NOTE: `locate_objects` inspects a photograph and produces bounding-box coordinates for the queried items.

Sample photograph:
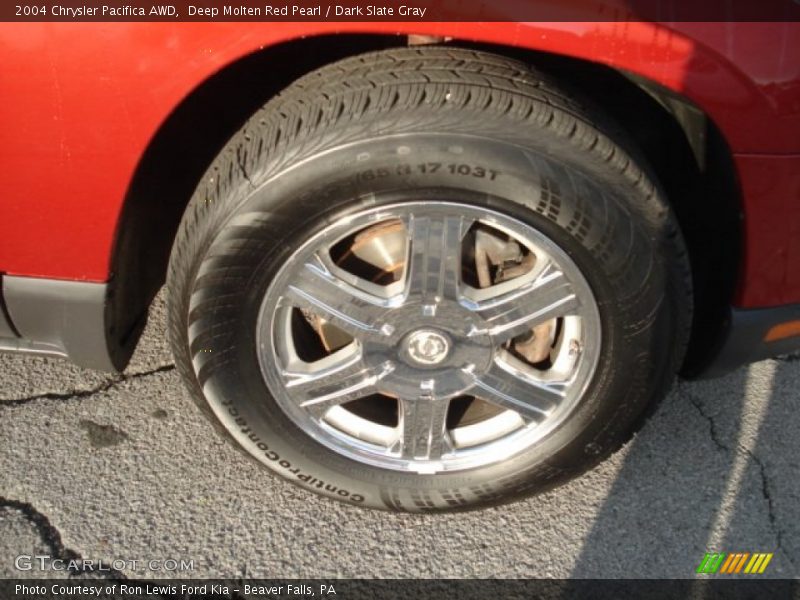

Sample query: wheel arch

[107,34,741,376]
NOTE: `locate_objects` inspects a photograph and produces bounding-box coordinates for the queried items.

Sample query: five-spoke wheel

[257,203,601,473]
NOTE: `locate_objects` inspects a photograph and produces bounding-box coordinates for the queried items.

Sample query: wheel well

[108,34,403,364]
[470,45,742,375]
[111,36,741,375]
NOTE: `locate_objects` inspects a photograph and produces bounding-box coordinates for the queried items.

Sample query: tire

[167,47,692,512]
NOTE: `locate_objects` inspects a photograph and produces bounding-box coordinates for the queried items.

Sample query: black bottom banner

[1,579,798,600]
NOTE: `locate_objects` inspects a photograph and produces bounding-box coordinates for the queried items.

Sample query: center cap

[405,329,450,366]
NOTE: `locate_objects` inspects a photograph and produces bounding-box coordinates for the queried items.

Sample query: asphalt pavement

[1,291,798,579]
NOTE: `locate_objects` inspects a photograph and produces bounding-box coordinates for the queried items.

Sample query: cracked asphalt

[1,290,798,579]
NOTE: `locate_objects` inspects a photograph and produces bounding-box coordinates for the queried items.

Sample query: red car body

[1,20,799,373]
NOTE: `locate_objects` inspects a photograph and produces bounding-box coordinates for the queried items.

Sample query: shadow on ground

[571,357,799,578]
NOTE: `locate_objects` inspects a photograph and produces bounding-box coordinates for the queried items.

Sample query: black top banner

[3,0,800,22]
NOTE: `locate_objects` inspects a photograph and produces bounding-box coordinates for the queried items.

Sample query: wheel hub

[405,329,450,365]
[361,301,495,401]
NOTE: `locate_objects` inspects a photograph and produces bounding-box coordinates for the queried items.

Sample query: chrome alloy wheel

[256,202,601,474]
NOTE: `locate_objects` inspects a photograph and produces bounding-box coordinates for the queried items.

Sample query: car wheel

[167,47,692,511]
